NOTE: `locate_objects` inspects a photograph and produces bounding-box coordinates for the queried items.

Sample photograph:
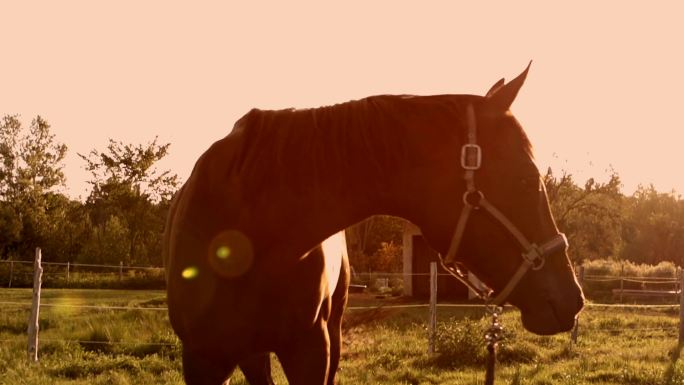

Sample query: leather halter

[439,104,568,306]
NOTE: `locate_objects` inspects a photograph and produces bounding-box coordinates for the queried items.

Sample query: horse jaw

[519,298,581,335]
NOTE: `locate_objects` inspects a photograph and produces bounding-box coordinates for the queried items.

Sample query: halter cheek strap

[439,104,568,306]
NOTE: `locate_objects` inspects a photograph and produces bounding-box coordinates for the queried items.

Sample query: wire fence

[3,255,684,358]
[4,258,680,294]
[2,261,681,306]
[0,296,680,352]
[0,259,166,290]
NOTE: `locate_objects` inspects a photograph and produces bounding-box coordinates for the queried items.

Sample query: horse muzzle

[520,283,584,335]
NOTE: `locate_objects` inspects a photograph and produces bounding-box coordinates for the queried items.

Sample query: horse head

[409,64,584,335]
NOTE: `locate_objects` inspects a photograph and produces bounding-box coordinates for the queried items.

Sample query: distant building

[402,222,484,300]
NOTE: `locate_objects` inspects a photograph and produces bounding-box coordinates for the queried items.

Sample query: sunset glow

[1,2,682,197]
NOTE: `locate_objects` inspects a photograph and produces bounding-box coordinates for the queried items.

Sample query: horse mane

[225,95,455,194]
[224,93,532,197]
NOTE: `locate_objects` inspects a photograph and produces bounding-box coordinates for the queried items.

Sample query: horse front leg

[327,252,349,385]
[276,319,331,385]
[239,353,276,385]
[182,346,235,385]
[326,310,343,385]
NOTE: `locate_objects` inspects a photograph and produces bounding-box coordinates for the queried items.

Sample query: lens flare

[208,230,254,278]
[181,266,199,280]
[216,246,231,259]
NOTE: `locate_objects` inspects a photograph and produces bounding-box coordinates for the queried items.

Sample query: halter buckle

[522,245,546,270]
[461,144,482,170]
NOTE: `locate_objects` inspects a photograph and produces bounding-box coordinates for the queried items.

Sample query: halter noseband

[439,104,568,306]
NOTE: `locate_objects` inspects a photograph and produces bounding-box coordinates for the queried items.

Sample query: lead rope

[442,104,502,385]
[484,305,504,385]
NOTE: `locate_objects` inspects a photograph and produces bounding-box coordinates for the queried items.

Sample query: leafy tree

[0,201,21,257]
[80,137,178,203]
[620,186,684,265]
[15,116,68,195]
[40,194,91,263]
[0,115,23,257]
[78,215,129,265]
[0,115,21,199]
[544,168,623,263]
[0,115,68,259]
[79,137,179,265]
[347,215,404,272]
[371,241,403,272]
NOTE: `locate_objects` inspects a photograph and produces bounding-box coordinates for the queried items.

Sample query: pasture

[1,288,683,385]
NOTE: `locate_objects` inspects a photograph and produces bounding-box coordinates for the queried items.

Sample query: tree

[0,115,68,259]
[0,115,23,257]
[347,215,405,272]
[79,137,179,265]
[80,137,178,203]
[0,201,21,257]
[0,115,21,200]
[544,168,623,263]
[620,186,684,265]
[40,194,91,263]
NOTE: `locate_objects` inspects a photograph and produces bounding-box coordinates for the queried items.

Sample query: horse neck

[254,165,390,258]
[252,96,462,255]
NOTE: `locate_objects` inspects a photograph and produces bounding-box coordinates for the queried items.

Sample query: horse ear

[485,78,505,97]
[485,61,531,113]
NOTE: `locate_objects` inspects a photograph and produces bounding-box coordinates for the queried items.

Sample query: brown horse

[163,64,584,384]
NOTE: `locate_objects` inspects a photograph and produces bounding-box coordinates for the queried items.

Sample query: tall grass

[1,288,684,384]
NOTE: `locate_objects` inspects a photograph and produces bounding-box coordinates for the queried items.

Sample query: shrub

[432,317,485,367]
[580,259,679,301]
[431,316,538,368]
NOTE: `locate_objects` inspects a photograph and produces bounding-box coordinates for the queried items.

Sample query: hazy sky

[2,2,682,199]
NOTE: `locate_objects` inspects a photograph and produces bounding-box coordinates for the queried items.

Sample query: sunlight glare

[181,266,199,280]
[216,246,231,259]
[208,230,254,278]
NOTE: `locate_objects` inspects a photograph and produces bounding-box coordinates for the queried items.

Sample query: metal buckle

[462,190,484,208]
[522,245,545,270]
[460,144,482,170]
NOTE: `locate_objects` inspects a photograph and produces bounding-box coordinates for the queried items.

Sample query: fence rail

[0,259,162,270]
[0,259,166,290]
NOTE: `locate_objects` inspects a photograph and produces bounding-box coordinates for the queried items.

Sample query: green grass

[1,289,684,384]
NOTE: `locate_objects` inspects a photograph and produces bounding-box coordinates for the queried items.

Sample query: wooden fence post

[119,261,123,281]
[571,265,584,344]
[8,260,14,288]
[428,262,437,354]
[27,247,43,363]
[619,264,624,303]
[66,262,70,282]
[679,270,684,346]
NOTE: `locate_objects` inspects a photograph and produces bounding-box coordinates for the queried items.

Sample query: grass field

[1,288,683,385]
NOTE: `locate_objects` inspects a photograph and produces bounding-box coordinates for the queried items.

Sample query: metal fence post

[428,262,437,354]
